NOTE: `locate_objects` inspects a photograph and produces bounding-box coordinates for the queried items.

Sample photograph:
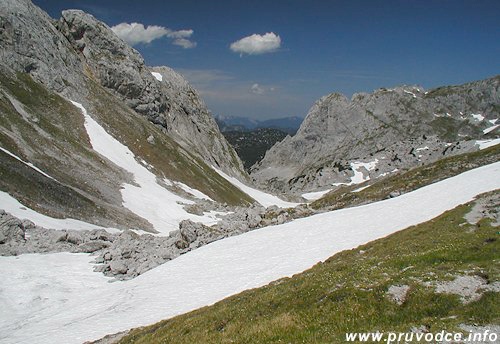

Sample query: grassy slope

[120,190,499,343]
[0,70,253,231]
[311,144,500,211]
[0,70,146,227]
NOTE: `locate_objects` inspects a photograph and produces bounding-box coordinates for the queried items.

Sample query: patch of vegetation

[424,86,457,98]
[0,70,138,226]
[119,192,500,343]
[222,128,288,171]
[311,144,500,210]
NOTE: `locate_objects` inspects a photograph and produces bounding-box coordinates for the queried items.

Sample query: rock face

[0,0,245,179]
[0,0,84,94]
[252,77,500,193]
[56,10,244,178]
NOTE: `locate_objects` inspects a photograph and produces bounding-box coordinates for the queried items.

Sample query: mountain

[251,78,500,193]
[221,128,288,172]
[0,0,258,233]
[215,115,303,134]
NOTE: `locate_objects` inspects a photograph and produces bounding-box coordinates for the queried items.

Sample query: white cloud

[250,83,264,95]
[230,32,281,55]
[172,38,197,49]
[111,22,196,48]
[167,29,193,39]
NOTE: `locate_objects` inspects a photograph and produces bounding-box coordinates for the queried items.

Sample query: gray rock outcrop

[252,78,500,193]
[0,0,245,180]
[56,10,245,178]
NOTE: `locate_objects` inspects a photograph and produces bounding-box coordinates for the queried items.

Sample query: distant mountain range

[214,115,304,135]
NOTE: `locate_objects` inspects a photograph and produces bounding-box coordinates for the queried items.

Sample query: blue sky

[34,0,499,120]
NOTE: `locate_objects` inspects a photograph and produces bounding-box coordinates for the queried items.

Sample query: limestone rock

[251,78,500,193]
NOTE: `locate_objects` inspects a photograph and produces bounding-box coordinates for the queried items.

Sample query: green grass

[119,191,500,343]
[311,144,500,211]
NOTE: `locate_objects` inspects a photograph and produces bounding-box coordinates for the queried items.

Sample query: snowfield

[1,162,499,344]
[72,101,225,234]
[211,166,300,208]
[0,191,108,232]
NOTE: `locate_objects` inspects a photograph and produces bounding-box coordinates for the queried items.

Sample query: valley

[0,1,498,343]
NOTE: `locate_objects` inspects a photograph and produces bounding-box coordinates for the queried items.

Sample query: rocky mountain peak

[252,76,500,194]
[1,0,246,178]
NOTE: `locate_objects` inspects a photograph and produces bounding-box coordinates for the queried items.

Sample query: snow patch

[350,160,378,184]
[211,167,299,208]
[174,181,213,201]
[475,138,500,150]
[470,113,485,122]
[331,160,379,187]
[0,147,56,181]
[0,191,110,231]
[416,146,429,152]
[483,124,499,135]
[151,72,163,82]
[352,185,371,193]
[1,162,499,344]
[378,168,398,178]
[302,189,332,201]
[71,100,221,234]
[403,90,417,98]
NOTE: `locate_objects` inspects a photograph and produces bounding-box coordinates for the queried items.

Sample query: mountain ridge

[251,76,500,194]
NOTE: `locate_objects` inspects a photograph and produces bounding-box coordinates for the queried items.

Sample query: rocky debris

[0,211,116,256]
[0,210,27,245]
[464,192,500,227]
[386,284,411,305]
[0,200,315,280]
[431,275,500,304]
[251,77,500,193]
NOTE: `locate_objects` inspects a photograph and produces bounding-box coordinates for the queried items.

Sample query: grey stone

[109,260,128,275]
[251,78,499,193]
[77,240,110,253]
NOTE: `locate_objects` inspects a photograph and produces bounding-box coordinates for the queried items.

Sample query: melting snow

[378,168,399,178]
[483,124,499,135]
[470,113,485,122]
[0,147,56,181]
[151,72,163,82]
[71,101,222,234]
[302,189,332,201]
[174,181,213,201]
[352,185,371,193]
[403,90,417,98]
[475,138,500,150]
[211,167,299,208]
[331,160,379,187]
[0,191,108,231]
[1,162,499,344]
[350,160,378,184]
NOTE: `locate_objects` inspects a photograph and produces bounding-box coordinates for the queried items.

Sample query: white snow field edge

[211,166,300,208]
[71,101,224,234]
[1,162,499,344]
